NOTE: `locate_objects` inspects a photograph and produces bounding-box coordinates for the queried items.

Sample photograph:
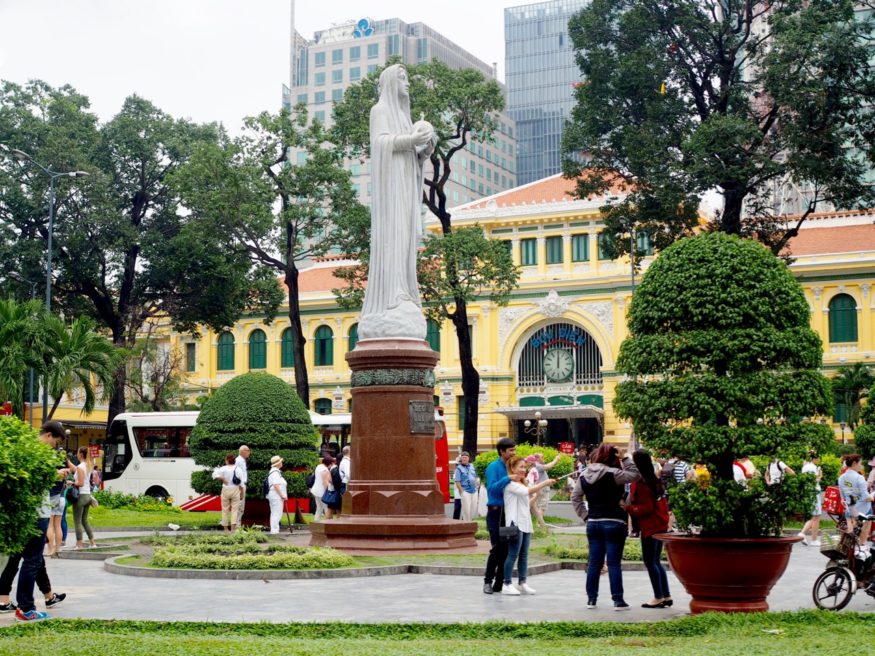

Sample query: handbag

[66,485,80,504]
[321,489,340,506]
[498,523,520,542]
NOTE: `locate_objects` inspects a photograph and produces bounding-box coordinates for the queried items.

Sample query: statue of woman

[358,64,437,342]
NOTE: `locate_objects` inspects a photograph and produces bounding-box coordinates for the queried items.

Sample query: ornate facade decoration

[498,305,534,345]
[538,289,569,318]
[576,300,614,338]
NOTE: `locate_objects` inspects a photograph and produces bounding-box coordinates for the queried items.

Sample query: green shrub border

[1,612,870,639]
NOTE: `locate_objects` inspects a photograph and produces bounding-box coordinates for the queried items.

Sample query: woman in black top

[571,444,640,610]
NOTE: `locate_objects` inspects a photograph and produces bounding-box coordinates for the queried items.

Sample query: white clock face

[543,348,574,382]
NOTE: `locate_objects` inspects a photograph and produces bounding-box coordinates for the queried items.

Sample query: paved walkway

[3,541,872,624]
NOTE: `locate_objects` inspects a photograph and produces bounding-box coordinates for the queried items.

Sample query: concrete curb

[103,556,663,580]
[58,549,128,561]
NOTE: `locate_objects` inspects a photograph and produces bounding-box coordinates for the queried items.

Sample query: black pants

[483,505,508,591]
[0,552,51,598]
[453,498,462,520]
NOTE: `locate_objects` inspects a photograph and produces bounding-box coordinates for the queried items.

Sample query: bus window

[103,419,131,480]
[134,427,192,458]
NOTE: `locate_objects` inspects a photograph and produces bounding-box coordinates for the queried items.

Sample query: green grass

[0,613,867,655]
[69,506,223,529]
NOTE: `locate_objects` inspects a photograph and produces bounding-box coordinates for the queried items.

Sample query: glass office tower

[505,0,589,185]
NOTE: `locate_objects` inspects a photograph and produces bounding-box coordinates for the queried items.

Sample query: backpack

[232,466,242,486]
[262,473,272,498]
[330,465,343,491]
[305,472,316,489]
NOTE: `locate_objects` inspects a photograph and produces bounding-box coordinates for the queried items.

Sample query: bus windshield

[103,419,131,480]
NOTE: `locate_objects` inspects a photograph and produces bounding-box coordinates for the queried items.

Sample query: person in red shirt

[625,449,672,609]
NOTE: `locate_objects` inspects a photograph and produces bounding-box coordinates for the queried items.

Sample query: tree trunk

[452,297,480,456]
[720,186,745,235]
[285,266,310,409]
[106,323,128,430]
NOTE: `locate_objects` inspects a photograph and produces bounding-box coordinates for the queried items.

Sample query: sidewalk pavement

[3,541,872,625]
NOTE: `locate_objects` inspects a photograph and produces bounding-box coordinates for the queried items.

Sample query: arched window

[217,332,235,371]
[248,329,267,370]
[314,325,334,366]
[281,328,295,368]
[348,323,359,352]
[314,398,332,415]
[426,319,441,352]
[828,294,858,343]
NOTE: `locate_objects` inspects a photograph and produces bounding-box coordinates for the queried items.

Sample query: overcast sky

[0,0,518,132]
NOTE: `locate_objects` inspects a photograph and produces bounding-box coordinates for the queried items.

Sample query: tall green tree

[563,0,875,257]
[832,362,873,428]
[42,314,118,419]
[173,108,368,409]
[0,82,281,424]
[0,297,46,417]
[124,328,187,412]
[332,60,517,455]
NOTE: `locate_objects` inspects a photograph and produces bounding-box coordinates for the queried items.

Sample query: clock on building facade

[543,347,574,382]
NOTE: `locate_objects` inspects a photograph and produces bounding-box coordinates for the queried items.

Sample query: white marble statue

[358,64,437,341]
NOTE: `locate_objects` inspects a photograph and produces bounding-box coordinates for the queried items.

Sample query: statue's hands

[411,121,435,146]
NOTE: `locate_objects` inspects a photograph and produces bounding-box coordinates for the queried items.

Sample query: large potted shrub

[188,372,318,525]
[614,232,833,613]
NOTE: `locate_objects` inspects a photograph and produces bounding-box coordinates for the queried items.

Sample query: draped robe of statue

[358,64,434,341]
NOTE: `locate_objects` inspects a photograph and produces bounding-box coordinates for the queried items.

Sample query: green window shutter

[598,232,614,260]
[546,236,563,264]
[636,232,654,256]
[829,294,858,343]
[457,396,466,430]
[426,319,441,352]
[281,328,295,368]
[314,398,332,415]
[248,330,267,370]
[217,332,235,371]
[571,234,589,262]
[521,238,537,266]
[314,325,334,366]
[348,323,359,352]
[185,343,196,372]
[834,402,849,423]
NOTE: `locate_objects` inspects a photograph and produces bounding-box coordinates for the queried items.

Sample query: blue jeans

[504,530,532,584]
[16,518,49,613]
[586,520,627,602]
[641,536,671,599]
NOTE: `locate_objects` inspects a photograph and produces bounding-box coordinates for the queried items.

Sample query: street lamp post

[618,218,638,449]
[8,273,39,427]
[523,410,549,446]
[840,421,847,445]
[8,148,89,419]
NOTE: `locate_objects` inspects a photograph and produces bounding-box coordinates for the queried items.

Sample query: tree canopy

[173,107,368,408]
[0,81,281,421]
[563,0,875,257]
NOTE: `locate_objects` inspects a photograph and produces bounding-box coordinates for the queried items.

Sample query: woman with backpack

[765,458,795,485]
[322,457,344,519]
[625,449,672,609]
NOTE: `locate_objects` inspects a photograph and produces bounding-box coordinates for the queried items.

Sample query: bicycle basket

[820,532,847,560]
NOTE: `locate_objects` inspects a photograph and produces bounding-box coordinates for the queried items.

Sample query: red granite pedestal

[309,338,477,552]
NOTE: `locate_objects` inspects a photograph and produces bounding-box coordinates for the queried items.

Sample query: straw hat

[270,455,283,468]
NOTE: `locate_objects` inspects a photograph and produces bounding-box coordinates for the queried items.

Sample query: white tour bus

[101,410,446,504]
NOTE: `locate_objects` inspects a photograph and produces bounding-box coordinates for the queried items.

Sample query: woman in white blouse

[310,457,331,521]
[73,446,96,549]
[266,455,288,535]
[502,455,554,595]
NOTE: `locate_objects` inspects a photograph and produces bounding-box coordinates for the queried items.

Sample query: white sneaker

[809,540,821,547]
[519,583,536,595]
[797,532,808,545]
[501,584,521,596]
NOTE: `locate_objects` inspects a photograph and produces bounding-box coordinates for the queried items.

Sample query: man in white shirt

[235,445,250,524]
[338,446,351,491]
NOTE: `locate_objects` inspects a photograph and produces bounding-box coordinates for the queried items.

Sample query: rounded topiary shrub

[0,416,60,553]
[188,372,318,499]
[614,232,834,537]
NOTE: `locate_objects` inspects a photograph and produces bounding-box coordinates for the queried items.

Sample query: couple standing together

[482,439,672,610]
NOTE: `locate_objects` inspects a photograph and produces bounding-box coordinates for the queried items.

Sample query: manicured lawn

[0,613,867,655]
[68,506,223,529]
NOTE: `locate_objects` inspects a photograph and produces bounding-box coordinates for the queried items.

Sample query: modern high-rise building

[505,0,589,186]
[284,10,517,208]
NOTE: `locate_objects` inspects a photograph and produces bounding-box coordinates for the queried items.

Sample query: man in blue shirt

[482,437,520,594]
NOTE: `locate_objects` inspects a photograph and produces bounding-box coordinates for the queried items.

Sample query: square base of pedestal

[309,516,478,553]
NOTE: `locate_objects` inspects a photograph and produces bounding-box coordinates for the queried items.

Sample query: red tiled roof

[785,224,875,256]
[459,173,627,211]
[277,265,363,294]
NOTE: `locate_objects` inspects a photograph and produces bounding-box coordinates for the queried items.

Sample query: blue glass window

[314,52,325,67]
[367,43,379,59]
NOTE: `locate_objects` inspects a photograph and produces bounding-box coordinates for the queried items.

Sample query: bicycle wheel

[812,567,854,611]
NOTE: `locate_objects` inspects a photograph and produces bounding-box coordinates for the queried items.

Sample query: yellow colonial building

[154,175,875,451]
[46,175,875,452]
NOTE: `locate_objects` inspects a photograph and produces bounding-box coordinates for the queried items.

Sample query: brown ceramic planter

[657,533,802,614]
